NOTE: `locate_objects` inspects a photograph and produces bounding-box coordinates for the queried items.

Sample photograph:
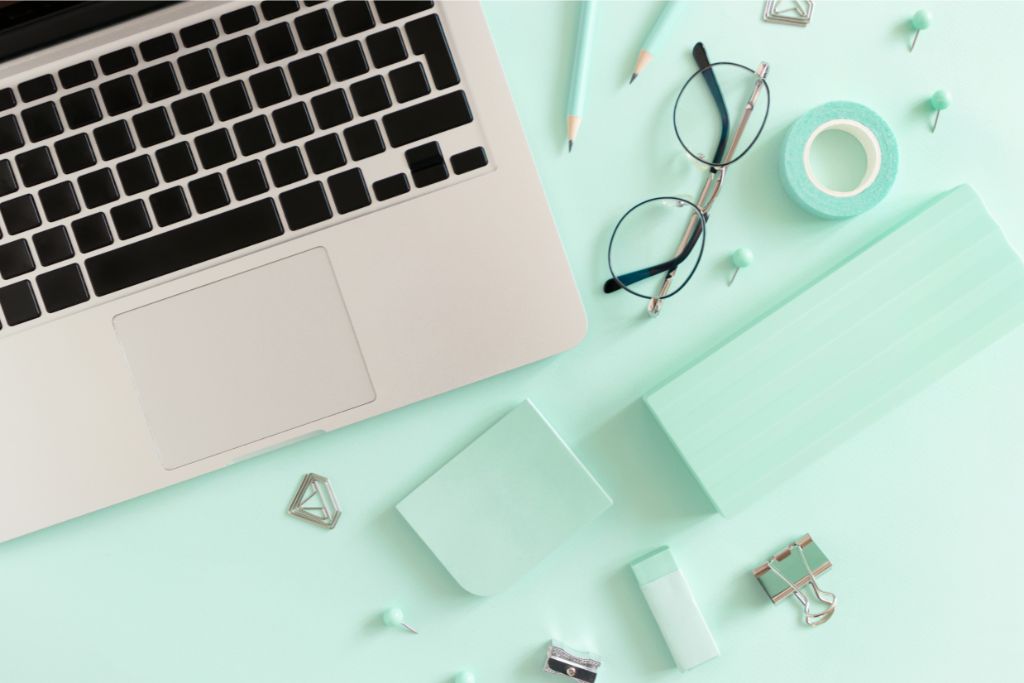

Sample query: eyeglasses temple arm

[603,224,704,293]
[693,42,729,166]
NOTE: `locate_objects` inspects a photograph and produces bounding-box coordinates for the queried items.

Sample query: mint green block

[397,400,612,596]
[646,186,1024,515]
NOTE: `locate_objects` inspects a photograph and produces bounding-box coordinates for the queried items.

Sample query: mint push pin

[909,10,931,52]
[929,90,951,132]
[381,607,418,634]
[728,248,754,286]
[453,672,476,683]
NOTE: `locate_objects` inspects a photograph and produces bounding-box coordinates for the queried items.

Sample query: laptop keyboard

[0,0,490,333]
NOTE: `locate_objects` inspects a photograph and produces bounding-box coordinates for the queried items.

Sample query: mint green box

[646,186,1024,515]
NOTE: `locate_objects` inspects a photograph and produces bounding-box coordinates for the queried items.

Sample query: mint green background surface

[2,2,1023,682]
[397,400,612,596]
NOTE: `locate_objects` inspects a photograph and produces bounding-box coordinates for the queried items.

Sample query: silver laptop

[0,0,586,542]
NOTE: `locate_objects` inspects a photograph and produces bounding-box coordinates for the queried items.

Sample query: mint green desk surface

[3,3,1024,683]
[646,186,1024,515]
[397,401,612,596]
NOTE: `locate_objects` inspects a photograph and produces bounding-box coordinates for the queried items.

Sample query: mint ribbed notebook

[645,186,1024,515]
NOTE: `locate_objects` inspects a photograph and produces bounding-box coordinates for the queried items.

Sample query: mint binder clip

[753,534,836,627]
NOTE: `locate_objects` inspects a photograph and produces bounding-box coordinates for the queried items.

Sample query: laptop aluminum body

[0,1,586,542]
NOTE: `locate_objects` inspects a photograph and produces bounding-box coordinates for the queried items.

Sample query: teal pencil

[566,0,596,152]
[630,0,684,84]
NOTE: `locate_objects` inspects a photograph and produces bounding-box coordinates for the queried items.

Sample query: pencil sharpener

[544,641,601,682]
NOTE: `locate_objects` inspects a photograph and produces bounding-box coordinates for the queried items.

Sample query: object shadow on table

[365,506,479,609]
[577,400,716,525]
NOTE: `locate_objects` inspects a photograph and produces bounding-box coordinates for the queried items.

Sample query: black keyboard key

[116,155,159,195]
[150,186,192,226]
[39,181,81,221]
[132,107,175,147]
[140,33,179,61]
[333,1,374,36]
[0,195,40,234]
[343,120,384,160]
[15,147,57,187]
[372,172,409,201]
[389,62,430,103]
[227,160,269,200]
[87,198,284,295]
[382,90,472,148]
[451,146,487,174]
[94,120,136,160]
[233,115,276,155]
[405,140,447,187]
[99,75,142,116]
[155,142,198,182]
[188,173,230,213]
[327,41,368,81]
[311,88,352,129]
[222,6,259,33]
[217,36,259,77]
[406,14,459,89]
[178,49,220,89]
[111,199,153,239]
[0,280,40,325]
[0,160,16,197]
[272,101,313,142]
[255,22,298,63]
[138,63,181,103]
[78,169,120,208]
[181,19,219,48]
[71,213,113,252]
[210,80,253,121]
[266,146,307,187]
[295,8,336,49]
[60,89,103,129]
[195,129,236,169]
[366,28,407,68]
[350,75,391,115]
[22,103,64,142]
[249,68,291,108]
[280,180,331,229]
[288,54,330,95]
[18,75,57,103]
[261,1,300,20]
[0,239,35,279]
[58,61,98,89]
[99,47,138,75]
[305,133,346,173]
[37,263,89,312]
[0,89,15,111]
[326,168,370,214]
[0,115,24,154]
[33,226,75,266]
[374,0,433,23]
[171,93,214,134]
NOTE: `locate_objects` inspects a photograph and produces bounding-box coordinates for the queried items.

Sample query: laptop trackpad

[114,249,376,470]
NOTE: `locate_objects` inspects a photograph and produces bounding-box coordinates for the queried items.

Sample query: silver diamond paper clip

[763,0,814,26]
[287,473,341,529]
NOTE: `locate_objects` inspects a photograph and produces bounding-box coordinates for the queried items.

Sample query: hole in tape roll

[808,129,867,193]
[802,118,882,198]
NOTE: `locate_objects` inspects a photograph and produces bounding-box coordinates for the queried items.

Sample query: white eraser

[632,546,720,671]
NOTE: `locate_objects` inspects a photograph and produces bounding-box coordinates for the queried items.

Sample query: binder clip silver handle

[753,534,837,627]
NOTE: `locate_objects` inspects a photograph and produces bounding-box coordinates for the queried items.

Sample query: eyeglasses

[604,43,770,316]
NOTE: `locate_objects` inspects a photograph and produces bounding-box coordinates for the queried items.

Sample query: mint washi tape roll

[780,101,898,219]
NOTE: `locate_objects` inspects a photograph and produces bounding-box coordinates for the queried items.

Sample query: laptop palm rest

[113,249,376,470]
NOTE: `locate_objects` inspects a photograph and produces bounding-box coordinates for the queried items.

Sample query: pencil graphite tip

[629,72,637,85]
[568,140,574,153]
